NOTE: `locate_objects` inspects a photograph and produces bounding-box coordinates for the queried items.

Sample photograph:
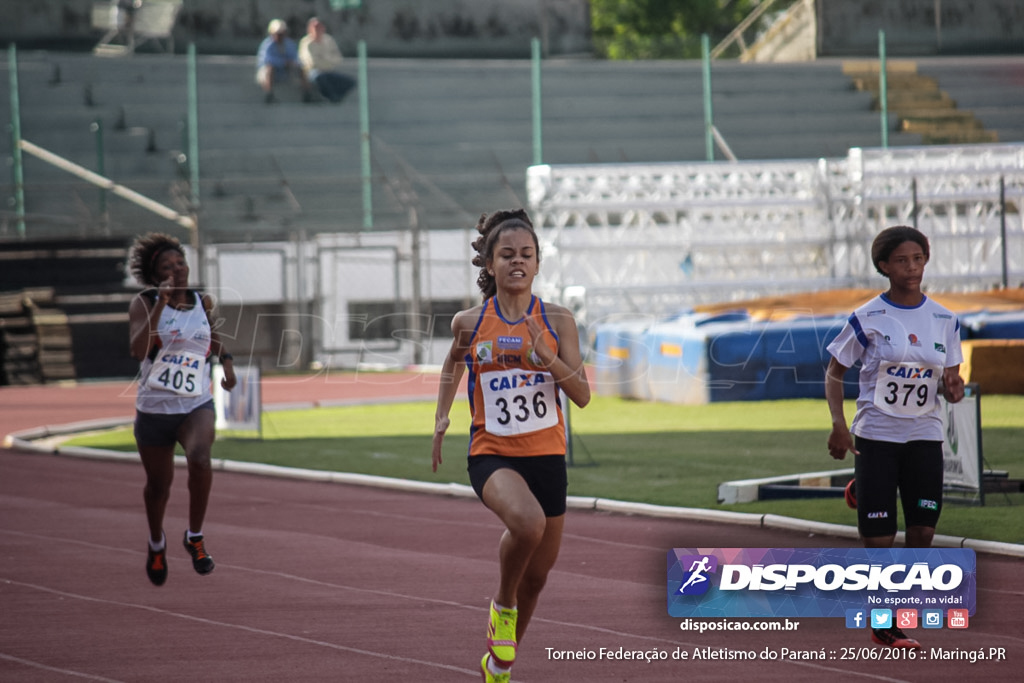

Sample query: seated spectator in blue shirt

[256,19,311,103]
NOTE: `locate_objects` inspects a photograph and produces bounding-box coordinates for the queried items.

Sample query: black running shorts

[134,400,215,448]
[467,454,568,517]
[853,436,943,538]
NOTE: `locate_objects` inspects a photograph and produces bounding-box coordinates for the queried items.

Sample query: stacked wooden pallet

[0,290,38,385]
[25,289,77,383]
[0,288,76,385]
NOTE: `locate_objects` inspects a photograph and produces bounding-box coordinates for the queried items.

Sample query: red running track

[2,376,1023,682]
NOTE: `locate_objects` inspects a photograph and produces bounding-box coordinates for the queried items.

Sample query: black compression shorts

[134,399,215,448]
[467,454,568,517]
[853,436,943,538]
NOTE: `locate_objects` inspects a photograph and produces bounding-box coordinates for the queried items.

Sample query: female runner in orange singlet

[432,209,590,683]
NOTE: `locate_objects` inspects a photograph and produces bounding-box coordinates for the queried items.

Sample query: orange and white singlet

[466,296,566,457]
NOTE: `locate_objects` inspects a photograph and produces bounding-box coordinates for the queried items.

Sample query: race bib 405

[146,353,206,397]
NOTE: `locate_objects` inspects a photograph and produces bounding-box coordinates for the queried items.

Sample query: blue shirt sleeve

[256,38,272,66]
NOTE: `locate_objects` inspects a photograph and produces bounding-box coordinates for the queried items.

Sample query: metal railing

[528,143,1024,320]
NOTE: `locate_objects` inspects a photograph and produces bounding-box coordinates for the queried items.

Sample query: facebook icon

[845,609,866,629]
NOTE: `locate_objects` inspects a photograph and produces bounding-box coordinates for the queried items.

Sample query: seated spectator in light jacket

[298,17,356,103]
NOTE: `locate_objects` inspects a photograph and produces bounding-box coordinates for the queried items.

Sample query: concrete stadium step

[841,57,1004,147]
[873,91,957,110]
[913,56,1024,143]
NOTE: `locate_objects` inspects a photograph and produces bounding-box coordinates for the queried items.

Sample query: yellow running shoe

[480,653,511,683]
[486,600,518,667]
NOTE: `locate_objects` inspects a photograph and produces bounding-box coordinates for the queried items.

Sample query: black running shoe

[182,532,215,575]
[871,627,921,649]
[146,545,168,586]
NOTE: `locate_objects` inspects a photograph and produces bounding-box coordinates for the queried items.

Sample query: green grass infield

[63,395,1024,545]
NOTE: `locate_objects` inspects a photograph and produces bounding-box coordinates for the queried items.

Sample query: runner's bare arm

[825,356,857,459]
[432,309,475,471]
[203,294,236,391]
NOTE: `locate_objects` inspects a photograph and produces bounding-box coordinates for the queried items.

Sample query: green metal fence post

[187,42,203,270]
[8,44,25,238]
[879,30,889,149]
[358,40,373,229]
[531,37,543,166]
[701,34,714,162]
[187,43,200,209]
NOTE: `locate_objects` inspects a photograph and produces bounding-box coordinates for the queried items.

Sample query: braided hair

[128,233,185,287]
[471,209,540,300]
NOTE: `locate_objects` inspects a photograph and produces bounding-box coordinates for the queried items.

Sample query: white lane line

[0,652,124,682]
[2,579,481,679]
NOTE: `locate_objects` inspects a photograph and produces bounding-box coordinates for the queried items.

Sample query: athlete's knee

[144,477,172,501]
[862,534,896,548]
[181,434,213,466]
[183,447,212,475]
[506,511,546,547]
[187,454,212,474]
[905,526,935,548]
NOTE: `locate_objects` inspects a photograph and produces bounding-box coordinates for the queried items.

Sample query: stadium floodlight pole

[531,37,543,166]
[358,40,373,229]
[702,34,714,162]
[8,44,26,238]
[878,30,889,149]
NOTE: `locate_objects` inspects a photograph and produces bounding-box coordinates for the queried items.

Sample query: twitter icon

[870,609,892,629]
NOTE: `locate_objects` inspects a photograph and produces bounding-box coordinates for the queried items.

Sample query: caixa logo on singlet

[676,554,718,595]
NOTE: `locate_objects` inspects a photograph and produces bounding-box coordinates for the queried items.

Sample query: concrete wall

[2,0,593,58]
[817,0,1024,56]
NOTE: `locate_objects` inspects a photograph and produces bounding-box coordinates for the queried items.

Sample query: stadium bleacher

[0,51,964,242]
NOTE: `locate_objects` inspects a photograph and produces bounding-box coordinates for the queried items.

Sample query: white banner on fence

[214,365,262,435]
[940,387,981,494]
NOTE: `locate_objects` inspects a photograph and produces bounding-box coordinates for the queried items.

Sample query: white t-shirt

[827,293,963,443]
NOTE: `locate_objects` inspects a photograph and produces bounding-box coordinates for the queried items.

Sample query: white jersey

[827,293,963,443]
[135,291,214,415]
